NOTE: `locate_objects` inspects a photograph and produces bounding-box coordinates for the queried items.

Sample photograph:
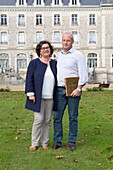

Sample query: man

[53,32,88,151]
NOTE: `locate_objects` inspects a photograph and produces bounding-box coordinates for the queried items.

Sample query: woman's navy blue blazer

[25,58,57,112]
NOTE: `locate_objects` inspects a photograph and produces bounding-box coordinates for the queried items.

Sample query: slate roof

[0,0,101,6]
[0,0,16,6]
[80,0,100,6]
[0,0,112,6]
[0,0,113,6]
[101,0,113,4]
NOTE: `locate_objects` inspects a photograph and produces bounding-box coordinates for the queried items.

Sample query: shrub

[0,87,10,92]
[86,87,104,91]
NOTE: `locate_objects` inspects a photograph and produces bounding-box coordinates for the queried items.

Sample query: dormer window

[19,0,24,5]
[51,0,62,6]
[69,0,80,6]
[16,0,27,6]
[72,0,77,5]
[33,0,44,6]
[55,0,59,5]
[36,0,41,5]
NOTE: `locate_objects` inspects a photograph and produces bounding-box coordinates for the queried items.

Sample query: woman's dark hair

[36,40,53,57]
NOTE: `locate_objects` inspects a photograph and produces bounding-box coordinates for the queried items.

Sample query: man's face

[62,33,74,52]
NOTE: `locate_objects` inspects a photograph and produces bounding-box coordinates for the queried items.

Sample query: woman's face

[40,43,51,58]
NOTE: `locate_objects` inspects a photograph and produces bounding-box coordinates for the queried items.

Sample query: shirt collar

[61,47,74,54]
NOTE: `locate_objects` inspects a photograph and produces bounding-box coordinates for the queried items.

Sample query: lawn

[0,91,113,170]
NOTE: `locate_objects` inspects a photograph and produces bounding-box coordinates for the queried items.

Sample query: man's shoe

[68,145,75,151]
[53,144,61,149]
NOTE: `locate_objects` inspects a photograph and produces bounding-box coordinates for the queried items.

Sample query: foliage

[0,86,10,92]
[0,91,113,170]
[86,87,104,91]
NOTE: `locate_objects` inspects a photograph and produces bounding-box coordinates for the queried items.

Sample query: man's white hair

[62,32,74,41]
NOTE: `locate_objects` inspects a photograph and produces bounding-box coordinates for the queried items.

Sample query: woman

[25,40,57,151]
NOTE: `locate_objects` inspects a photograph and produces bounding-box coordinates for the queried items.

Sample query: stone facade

[0,1,113,83]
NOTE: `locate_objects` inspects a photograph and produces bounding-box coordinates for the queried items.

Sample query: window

[18,32,25,44]
[0,53,9,71]
[89,14,96,25]
[36,14,42,25]
[36,32,43,42]
[53,31,60,42]
[54,14,60,25]
[72,31,79,44]
[0,14,7,26]
[17,53,27,70]
[55,0,59,5]
[19,0,24,5]
[18,14,25,26]
[71,14,78,25]
[72,0,77,5]
[89,31,96,44]
[36,0,41,5]
[112,54,113,67]
[0,32,8,44]
[87,53,97,68]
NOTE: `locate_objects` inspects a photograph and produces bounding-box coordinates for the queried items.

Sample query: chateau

[0,0,113,83]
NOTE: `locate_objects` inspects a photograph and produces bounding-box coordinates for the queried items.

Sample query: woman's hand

[29,96,35,103]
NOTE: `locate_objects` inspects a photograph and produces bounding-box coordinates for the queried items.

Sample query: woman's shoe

[28,146,37,151]
[42,146,49,150]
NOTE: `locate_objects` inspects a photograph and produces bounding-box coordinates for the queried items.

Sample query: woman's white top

[42,65,55,99]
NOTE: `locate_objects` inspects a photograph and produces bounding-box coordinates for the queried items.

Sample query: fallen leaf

[100,147,113,154]
[77,140,84,144]
[97,162,101,166]
[15,136,18,140]
[56,155,64,159]
[108,155,113,162]
[73,160,79,163]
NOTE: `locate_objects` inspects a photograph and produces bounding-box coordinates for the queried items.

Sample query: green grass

[0,91,113,170]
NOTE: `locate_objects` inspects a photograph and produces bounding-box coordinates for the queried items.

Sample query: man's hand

[71,89,81,97]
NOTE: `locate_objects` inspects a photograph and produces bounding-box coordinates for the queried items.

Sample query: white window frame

[0,32,8,44]
[17,53,27,70]
[16,0,27,6]
[0,53,9,70]
[72,31,79,44]
[53,31,61,42]
[51,0,62,6]
[54,14,61,26]
[18,14,25,26]
[36,14,43,25]
[35,31,43,43]
[18,31,25,44]
[87,53,97,68]
[55,0,59,5]
[33,0,44,6]
[69,0,80,6]
[89,31,96,44]
[89,14,96,25]
[0,14,7,26]
[71,14,78,26]
[111,54,113,67]
[72,0,77,5]
[19,0,24,5]
[36,0,41,5]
